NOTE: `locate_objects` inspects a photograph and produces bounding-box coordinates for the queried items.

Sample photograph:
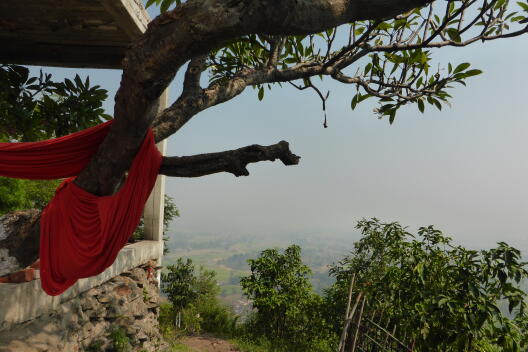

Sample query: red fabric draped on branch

[0,121,162,296]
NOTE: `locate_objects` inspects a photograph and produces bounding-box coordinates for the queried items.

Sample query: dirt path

[181,335,239,352]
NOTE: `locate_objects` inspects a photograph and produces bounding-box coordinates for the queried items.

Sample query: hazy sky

[28,5,528,252]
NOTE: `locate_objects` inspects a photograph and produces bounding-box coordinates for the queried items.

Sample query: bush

[240,245,335,352]
[191,297,238,336]
[0,177,60,215]
[164,294,238,336]
[160,259,238,337]
[231,336,274,352]
[109,326,131,352]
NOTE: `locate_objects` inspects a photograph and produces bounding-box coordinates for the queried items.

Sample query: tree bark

[0,210,40,276]
[0,141,299,274]
[1,0,433,276]
[160,141,300,177]
[75,0,432,196]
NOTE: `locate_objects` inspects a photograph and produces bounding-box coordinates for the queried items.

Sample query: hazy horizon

[163,35,528,253]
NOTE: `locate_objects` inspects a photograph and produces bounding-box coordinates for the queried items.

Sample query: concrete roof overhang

[0,0,150,69]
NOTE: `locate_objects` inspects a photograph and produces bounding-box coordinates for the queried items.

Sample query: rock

[114,284,132,297]
[97,296,111,304]
[0,261,165,352]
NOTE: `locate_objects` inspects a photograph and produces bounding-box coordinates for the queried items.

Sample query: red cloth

[0,121,162,295]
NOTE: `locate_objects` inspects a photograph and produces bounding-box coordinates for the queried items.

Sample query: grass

[231,337,274,352]
[168,342,195,352]
[161,327,195,352]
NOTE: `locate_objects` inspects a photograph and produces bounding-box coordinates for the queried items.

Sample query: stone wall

[0,261,167,352]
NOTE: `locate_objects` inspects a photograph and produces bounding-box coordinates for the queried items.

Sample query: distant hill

[163,230,354,308]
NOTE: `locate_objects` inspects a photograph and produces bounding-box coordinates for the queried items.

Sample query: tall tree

[240,245,332,351]
[1,0,528,273]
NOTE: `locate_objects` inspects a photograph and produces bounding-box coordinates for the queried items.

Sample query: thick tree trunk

[1,0,432,276]
[75,0,432,196]
[0,142,300,274]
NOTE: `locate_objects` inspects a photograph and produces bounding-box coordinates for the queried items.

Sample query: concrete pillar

[143,89,168,264]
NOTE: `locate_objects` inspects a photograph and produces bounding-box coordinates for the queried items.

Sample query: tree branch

[74,0,433,195]
[183,56,207,94]
[152,63,324,141]
[159,141,300,178]
[0,141,300,274]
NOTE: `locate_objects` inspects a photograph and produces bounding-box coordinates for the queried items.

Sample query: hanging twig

[289,78,330,128]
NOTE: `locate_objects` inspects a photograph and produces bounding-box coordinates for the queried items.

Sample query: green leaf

[417,99,425,113]
[432,98,442,110]
[74,74,83,89]
[258,87,264,101]
[389,110,396,124]
[495,0,507,9]
[355,27,365,36]
[454,63,471,74]
[358,94,372,104]
[464,69,483,77]
[446,28,461,42]
[145,0,158,8]
[519,2,528,11]
[64,78,75,91]
[160,0,173,13]
[364,63,372,75]
[351,94,358,110]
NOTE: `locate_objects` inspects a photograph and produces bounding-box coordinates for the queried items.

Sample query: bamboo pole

[390,325,397,351]
[338,273,356,352]
[365,318,412,352]
[338,292,363,352]
[345,273,357,322]
[363,333,386,351]
[351,297,366,352]
[365,309,379,352]
[382,318,391,348]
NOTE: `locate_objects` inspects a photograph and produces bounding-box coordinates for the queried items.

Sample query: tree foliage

[326,219,528,351]
[235,220,528,351]
[162,258,200,313]
[160,257,237,335]
[148,0,528,131]
[0,64,111,215]
[240,245,336,352]
[0,64,110,142]
[0,177,59,215]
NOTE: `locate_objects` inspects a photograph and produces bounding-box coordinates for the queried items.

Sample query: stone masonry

[0,261,167,352]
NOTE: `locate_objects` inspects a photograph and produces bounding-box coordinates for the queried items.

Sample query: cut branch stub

[0,142,299,277]
[159,140,300,178]
[0,209,41,276]
[75,0,433,196]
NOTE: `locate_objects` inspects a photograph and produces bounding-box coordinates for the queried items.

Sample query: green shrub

[109,326,130,352]
[240,245,335,352]
[0,177,60,215]
[193,297,238,336]
[159,302,177,335]
[231,336,274,352]
[161,257,238,336]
